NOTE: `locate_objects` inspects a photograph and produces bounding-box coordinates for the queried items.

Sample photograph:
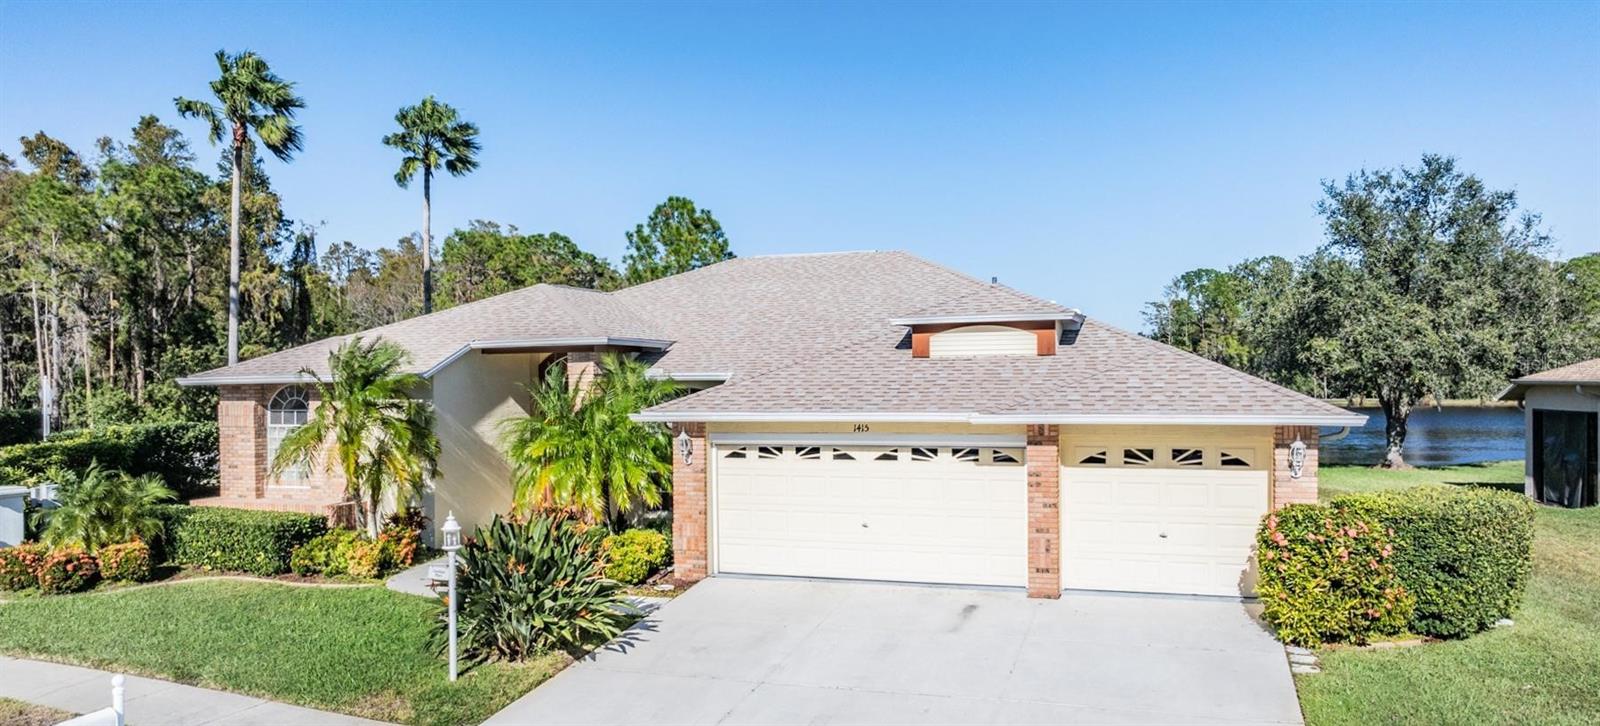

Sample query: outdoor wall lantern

[677,428,693,465]
[1289,437,1307,479]
[441,512,462,682]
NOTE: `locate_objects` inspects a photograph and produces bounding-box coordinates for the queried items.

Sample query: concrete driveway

[486,578,1302,725]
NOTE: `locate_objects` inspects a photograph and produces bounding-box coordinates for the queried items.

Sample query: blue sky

[2,1,1596,330]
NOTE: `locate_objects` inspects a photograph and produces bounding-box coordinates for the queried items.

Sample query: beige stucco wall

[428,350,544,538]
[1521,386,1600,498]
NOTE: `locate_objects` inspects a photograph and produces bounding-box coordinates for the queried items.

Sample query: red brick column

[671,422,709,586]
[1271,426,1320,508]
[218,385,270,499]
[1026,424,1061,598]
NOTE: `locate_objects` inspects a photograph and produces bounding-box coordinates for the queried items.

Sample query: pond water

[1319,406,1525,467]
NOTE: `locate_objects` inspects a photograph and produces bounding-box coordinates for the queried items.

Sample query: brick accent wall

[671,422,709,586]
[567,351,601,398]
[1026,424,1061,598]
[206,384,351,524]
[1271,425,1320,508]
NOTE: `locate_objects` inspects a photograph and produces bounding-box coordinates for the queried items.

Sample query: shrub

[450,513,634,662]
[288,529,403,579]
[602,528,670,585]
[290,529,362,576]
[36,547,99,594]
[379,525,421,569]
[0,544,46,590]
[160,505,327,576]
[0,422,218,499]
[98,541,153,582]
[1338,485,1536,638]
[0,408,42,446]
[1256,503,1414,646]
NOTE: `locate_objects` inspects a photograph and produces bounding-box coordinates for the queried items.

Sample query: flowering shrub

[1256,503,1414,646]
[36,547,100,594]
[0,543,46,590]
[99,541,154,582]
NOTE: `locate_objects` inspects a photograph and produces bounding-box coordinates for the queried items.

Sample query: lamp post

[441,512,462,682]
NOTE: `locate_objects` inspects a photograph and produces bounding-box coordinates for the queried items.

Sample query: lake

[1320,406,1525,467]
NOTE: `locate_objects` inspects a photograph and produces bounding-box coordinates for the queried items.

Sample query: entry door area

[712,443,1027,587]
[1062,441,1269,597]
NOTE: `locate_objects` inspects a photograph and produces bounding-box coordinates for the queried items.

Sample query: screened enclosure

[1533,409,1598,508]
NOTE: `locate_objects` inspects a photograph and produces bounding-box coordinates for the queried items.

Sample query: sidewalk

[0,656,388,725]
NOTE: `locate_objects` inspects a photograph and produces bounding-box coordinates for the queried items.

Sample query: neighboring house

[1500,358,1600,508]
[180,251,1364,599]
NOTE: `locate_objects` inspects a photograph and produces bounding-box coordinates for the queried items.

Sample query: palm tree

[271,337,440,538]
[502,354,681,531]
[382,96,480,314]
[175,50,304,366]
[43,462,175,550]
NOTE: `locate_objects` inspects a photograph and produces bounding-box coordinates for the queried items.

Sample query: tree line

[1145,155,1599,467]
[0,49,734,434]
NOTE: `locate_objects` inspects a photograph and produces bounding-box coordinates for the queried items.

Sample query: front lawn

[1298,462,1600,725]
[0,697,74,726]
[0,579,566,725]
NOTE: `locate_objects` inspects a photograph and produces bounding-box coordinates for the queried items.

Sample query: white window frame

[266,385,311,488]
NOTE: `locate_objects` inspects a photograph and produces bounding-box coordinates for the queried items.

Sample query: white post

[440,511,462,683]
[111,674,125,726]
[448,546,458,682]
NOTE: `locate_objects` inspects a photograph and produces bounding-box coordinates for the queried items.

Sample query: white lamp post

[441,511,462,682]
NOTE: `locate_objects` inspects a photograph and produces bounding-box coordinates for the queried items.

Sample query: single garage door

[1062,442,1269,597]
[713,442,1026,587]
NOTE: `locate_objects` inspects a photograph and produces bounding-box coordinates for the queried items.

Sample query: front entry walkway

[0,656,386,725]
[487,577,1302,725]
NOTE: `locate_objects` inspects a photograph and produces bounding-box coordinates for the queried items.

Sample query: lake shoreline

[1321,397,1520,409]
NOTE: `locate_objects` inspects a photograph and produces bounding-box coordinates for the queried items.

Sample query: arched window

[267,385,310,486]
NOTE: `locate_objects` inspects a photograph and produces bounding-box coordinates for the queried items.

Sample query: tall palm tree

[43,462,175,550]
[175,50,305,366]
[382,96,480,314]
[272,337,440,538]
[502,354,681,531]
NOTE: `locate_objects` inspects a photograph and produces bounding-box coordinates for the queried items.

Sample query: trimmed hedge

[36,547,98,594]
[0,408,42,446]
[602,528,670,585]
[0,422,218,499]
[0,543,46,590]
[1256,503,1414,646]
[159,505,327,576]
[1338,485,1536,638]
[99,541,154,582]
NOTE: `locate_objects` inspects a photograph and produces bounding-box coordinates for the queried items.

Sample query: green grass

[0,697,74,726]
[0,580,566,725]
[1298,462,1600,725]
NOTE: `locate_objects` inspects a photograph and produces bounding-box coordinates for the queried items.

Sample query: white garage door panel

[715,445,1026,587]
[1063,468,1268,596]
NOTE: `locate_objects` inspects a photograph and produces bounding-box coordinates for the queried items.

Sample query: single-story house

[180,251,1365,598]
[1500,358,1600,508]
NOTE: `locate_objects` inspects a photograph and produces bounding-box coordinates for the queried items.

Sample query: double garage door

[711,436,1269,596]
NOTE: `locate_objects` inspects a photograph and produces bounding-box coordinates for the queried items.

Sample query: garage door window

[1076,448,1109,465]
[1171,448,1204,467]
[1220,449,1253,468]
[1123,448,1155,466]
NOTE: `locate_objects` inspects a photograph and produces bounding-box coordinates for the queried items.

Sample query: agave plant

[43,462,175,551]
[446,513,634,662]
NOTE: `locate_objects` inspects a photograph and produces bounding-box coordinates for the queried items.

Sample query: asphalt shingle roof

[1514,358,1600,384]
[182,250,1361,424]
